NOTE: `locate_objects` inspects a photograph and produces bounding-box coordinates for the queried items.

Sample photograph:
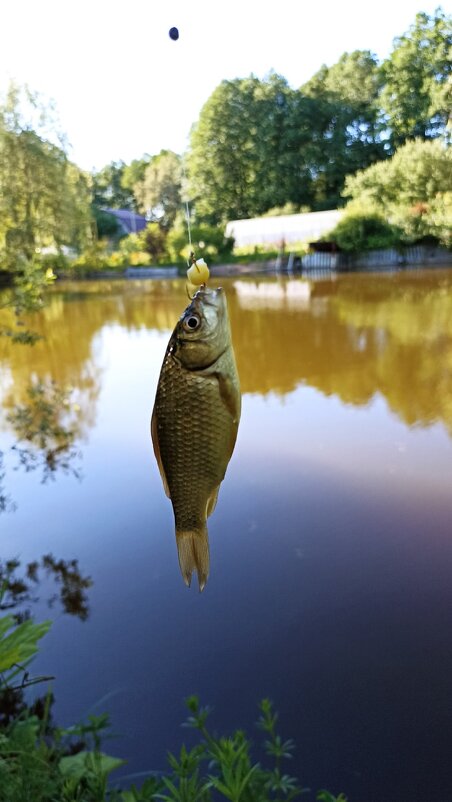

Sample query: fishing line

[182,162,193,253]
[168,25,194,262]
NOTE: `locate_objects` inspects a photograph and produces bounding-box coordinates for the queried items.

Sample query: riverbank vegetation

[0,8,450,284]
[0,611,346,801]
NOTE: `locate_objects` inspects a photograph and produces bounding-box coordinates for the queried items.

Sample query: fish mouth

[194,286,223,304]
[190,286,225,314]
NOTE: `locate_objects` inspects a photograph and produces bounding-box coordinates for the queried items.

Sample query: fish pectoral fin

[176,526,210,592]
[216,372,241,423]
[206,484,221,518]
[151,411,171,499]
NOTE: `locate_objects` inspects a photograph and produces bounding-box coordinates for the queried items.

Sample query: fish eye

[184,314,201,331]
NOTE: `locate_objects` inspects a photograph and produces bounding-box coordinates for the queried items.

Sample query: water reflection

[7,380,83,482]
[1,271,451,802]
[2,272,452,439]
[0,555,92,622]
[2,272,452,440]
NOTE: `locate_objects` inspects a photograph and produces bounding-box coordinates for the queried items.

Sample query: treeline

[0,9,451,272]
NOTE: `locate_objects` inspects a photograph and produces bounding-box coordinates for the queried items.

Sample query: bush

[326,212,402,252]
[167,218,234,264]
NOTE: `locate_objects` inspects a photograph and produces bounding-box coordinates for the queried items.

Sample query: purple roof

[104,208,147,235]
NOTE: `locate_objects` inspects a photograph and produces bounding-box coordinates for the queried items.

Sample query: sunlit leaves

[0,614,51,673]
[0,82,92,271]
[380,9,452,146]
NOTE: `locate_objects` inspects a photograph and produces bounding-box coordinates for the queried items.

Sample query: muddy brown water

[1,269,452,802]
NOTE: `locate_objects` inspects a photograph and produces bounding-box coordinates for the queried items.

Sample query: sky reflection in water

[1,271,452,802]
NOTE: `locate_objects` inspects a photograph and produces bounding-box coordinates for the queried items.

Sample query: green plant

[0,612,346,801]
[326,212,401,252]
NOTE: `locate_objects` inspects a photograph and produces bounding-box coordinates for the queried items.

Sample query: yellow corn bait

[187,258,210,286]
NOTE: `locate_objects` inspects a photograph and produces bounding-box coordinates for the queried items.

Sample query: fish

[151,287,241,591]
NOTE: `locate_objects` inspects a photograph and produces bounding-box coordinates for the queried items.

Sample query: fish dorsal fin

[151,411,171,499]
[206,484,221,518]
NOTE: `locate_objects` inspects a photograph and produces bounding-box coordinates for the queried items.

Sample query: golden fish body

[151,287,241,590]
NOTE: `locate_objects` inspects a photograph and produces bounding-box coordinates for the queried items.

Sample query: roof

[225,210,343,247]
[103,208,147,235]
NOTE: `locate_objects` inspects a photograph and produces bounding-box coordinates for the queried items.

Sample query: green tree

[0,84,92,269]
[301,51,386,208]
[343,139,452,244]
[380,9,452,146]
[134,150,182,230]
[121,154,151,209]
[138,222,168,261]
[91,160,135,210]
[188,74,318,224]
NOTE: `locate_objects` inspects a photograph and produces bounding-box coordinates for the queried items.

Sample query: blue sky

[0,0,447,170]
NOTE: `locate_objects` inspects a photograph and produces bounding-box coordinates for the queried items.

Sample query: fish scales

[154,360,233,529]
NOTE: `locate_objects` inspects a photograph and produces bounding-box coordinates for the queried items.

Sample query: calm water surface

[1,270,452,802]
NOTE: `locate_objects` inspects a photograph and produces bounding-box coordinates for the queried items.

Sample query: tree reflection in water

[7,380,83,483]
[0,555,92,622]
[0,378,85,514]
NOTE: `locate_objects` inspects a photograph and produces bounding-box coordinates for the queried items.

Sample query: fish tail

[176,525,210,592]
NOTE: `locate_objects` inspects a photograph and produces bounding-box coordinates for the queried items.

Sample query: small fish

[151,287,241,591]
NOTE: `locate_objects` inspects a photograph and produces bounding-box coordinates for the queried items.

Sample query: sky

[0,0,448,171]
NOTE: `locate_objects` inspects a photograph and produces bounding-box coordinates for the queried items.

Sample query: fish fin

[151,410,171,499]
[216,372,241,423]
[206,484,221,518]
[176,526,210,592]
[214,372,241,464]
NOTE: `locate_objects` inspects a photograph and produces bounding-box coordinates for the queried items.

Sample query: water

[1,269,452,802]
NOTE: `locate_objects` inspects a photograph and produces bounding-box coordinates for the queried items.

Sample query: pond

[1,269,452,802]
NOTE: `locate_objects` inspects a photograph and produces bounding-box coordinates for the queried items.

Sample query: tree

[134,150,182,230]
[343,139,452,244]
[91,160,135,210]
[380,9,452,146]
[138,222,168,261]
[121,155,151,209]
[0,84,92,269]
[301,51,386,208]
[188,74,319,224]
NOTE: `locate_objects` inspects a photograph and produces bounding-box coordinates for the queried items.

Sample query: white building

[225,210,343,248]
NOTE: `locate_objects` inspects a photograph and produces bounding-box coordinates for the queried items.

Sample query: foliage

[343,139,452,245]
[0,83,92,270]
[92,161,135,211]
[301,50,386,207]
[71,242,127,274]
[134,151,182,231]
[6,379,83,481]
[121,156,152,203]
[0,638,347,802]
[188,73,321,223]
[166,216,234,264]
[186,10,450,222]
[0,612,345,801]
[380,9,452,147]
[263,204,311,217]
[0,259,55,344]
[325,211,401,252]
[0,555,92,622]
[139,223,169,262]
[0,613,51,675]
[93,207,120,239]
